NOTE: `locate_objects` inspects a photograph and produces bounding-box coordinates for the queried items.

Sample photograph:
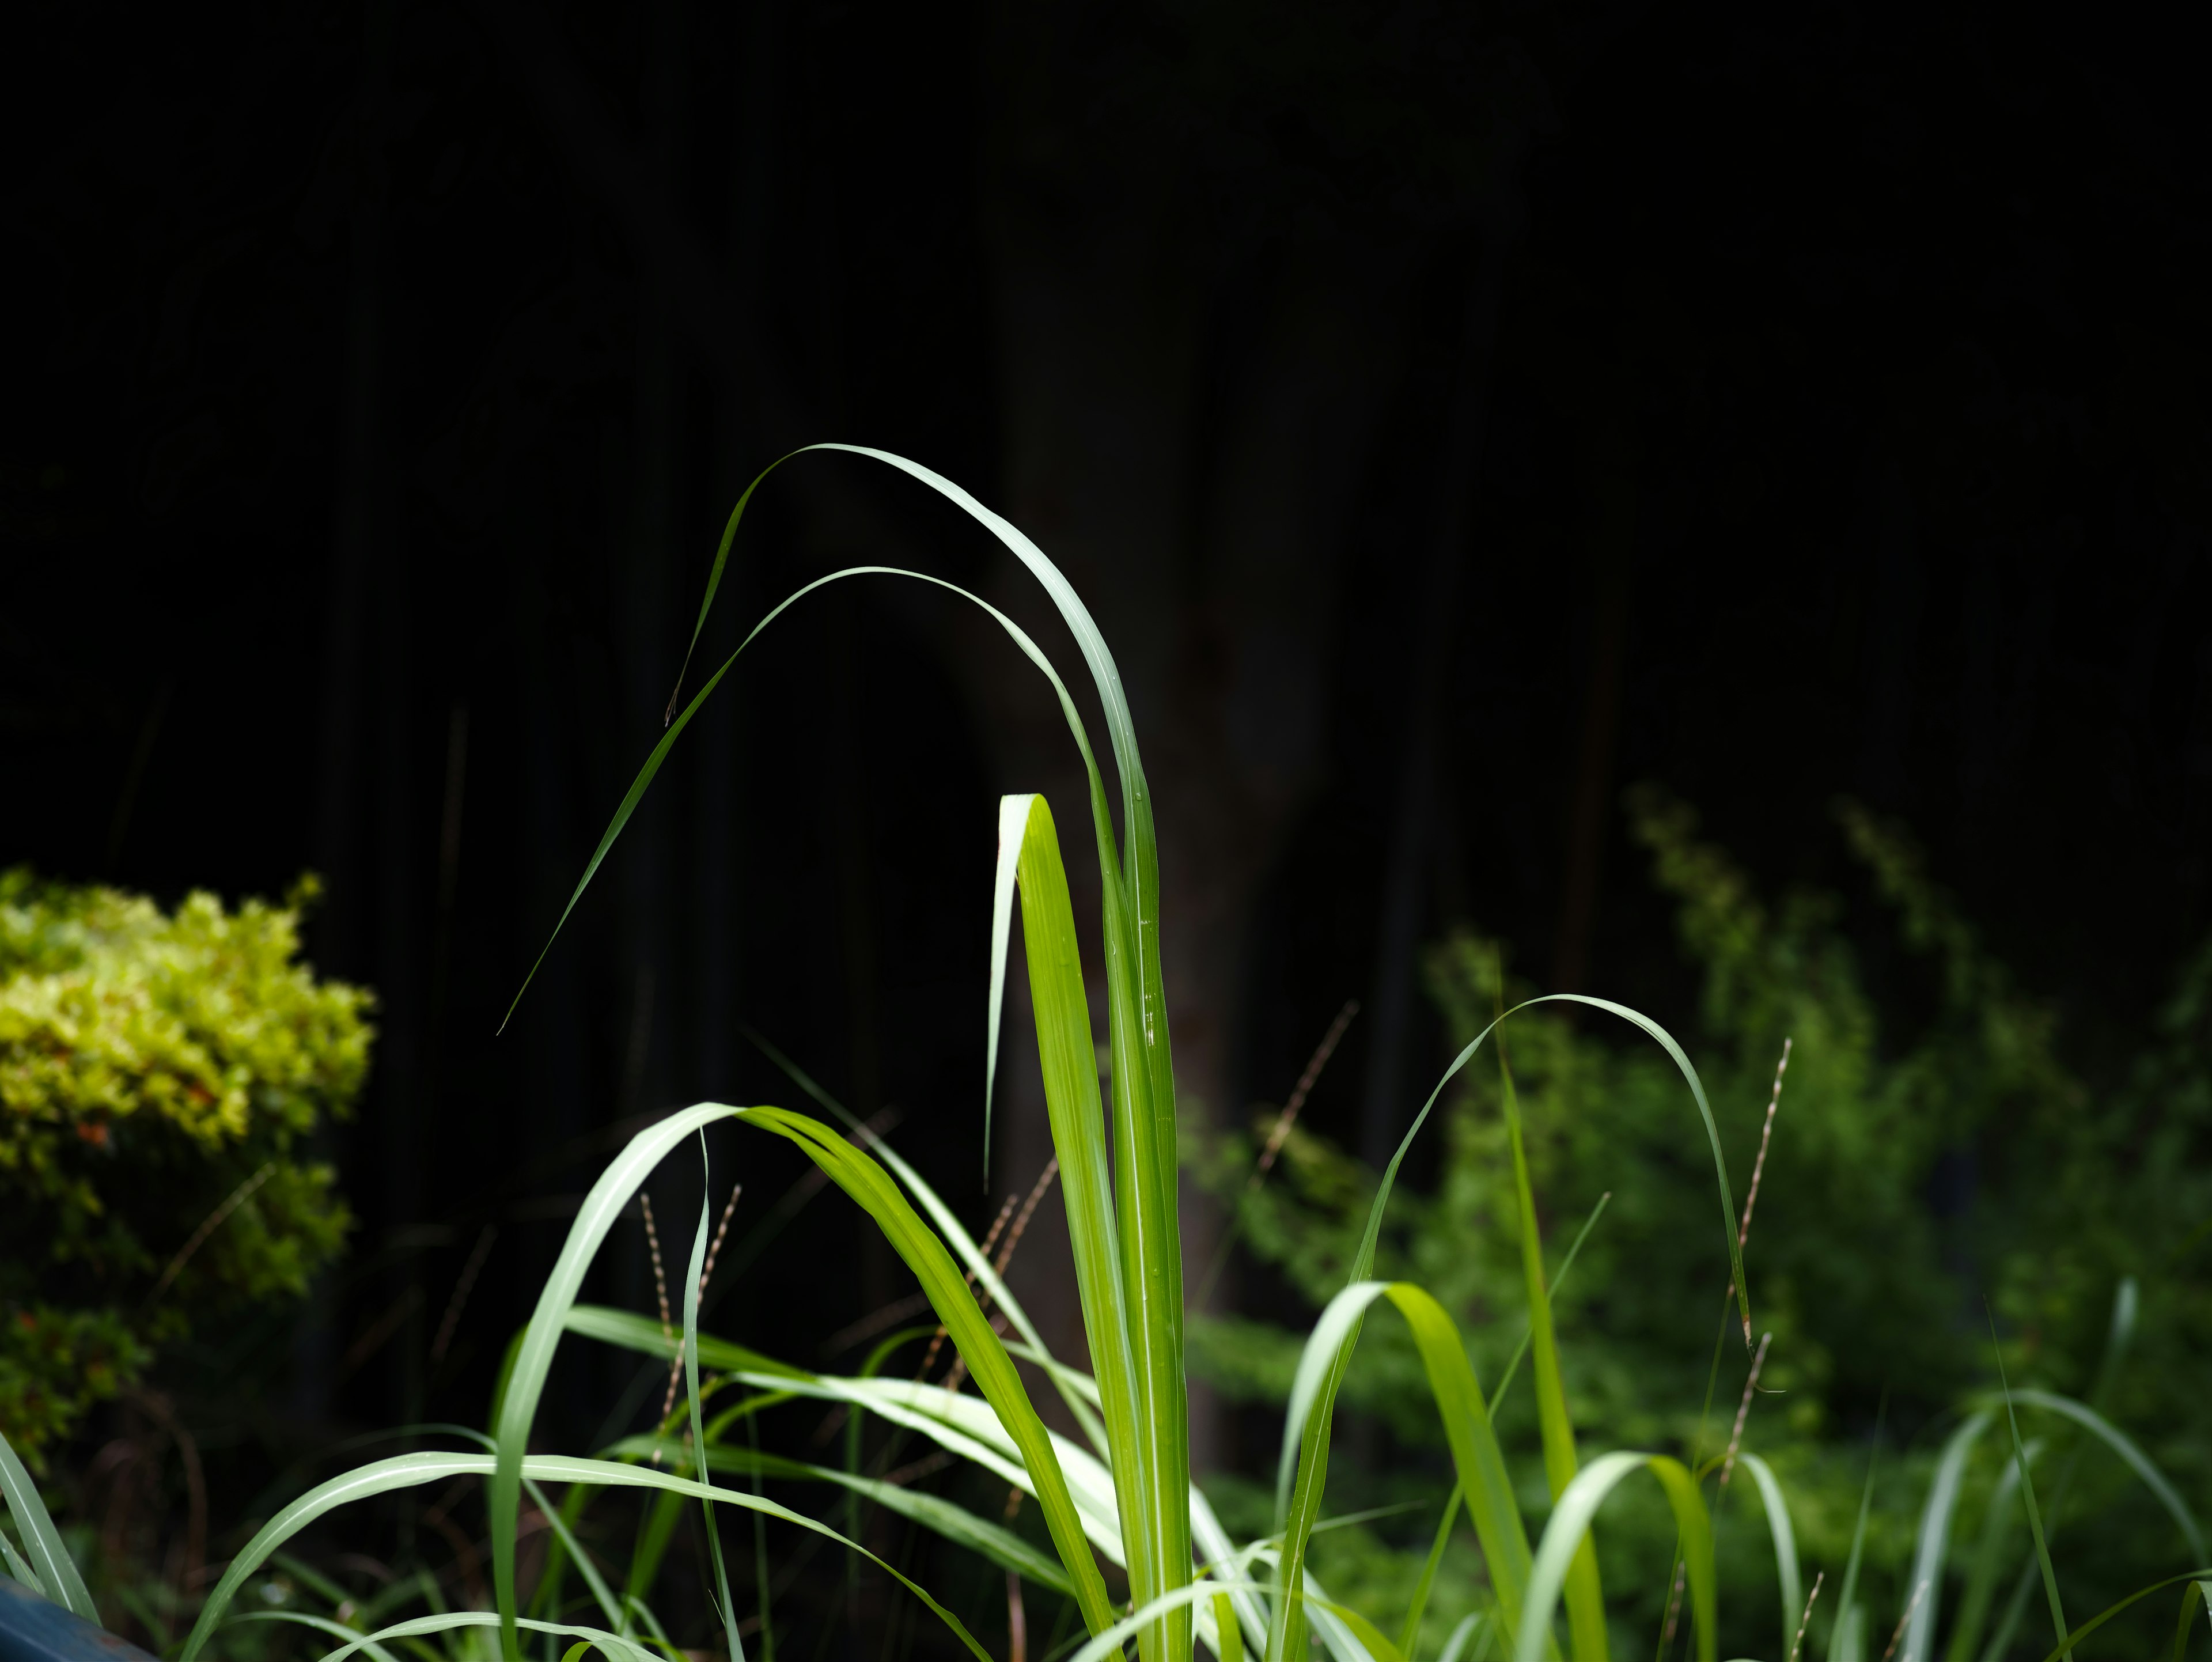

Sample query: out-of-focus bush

[0,870,372,1463]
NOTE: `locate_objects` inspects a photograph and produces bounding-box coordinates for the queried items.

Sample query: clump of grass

[6,448,2207,1662]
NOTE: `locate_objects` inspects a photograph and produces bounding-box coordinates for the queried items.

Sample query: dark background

[5,0,2210,1610]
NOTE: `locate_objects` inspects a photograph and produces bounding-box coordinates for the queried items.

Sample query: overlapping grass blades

[504,445,1192,1662]
[505,450,1752,1662]
[0,1426,97,1619]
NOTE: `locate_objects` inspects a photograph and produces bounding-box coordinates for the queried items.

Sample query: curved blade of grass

[525,1473,626,1633]
[565,1304,808,1379]
[1353,995,1745,1343]
[1737,1452,1802,1659]
[186,1451,999,1662]
[1514,1453,1714,1662]
[1399,1486,1461,1659]
[734,1102,1116,1633]
[490,1104,738,1661]
[1999,1389,2206,1561]
[1899,1411,1994,1662]
[231,1611,411,1662]
[1496,1049,1604,1662]
[1073,1583,1389,1662]
[612,1437,1075,1595]
[2014,1567,2212,1662]
[0,1429,95,1620]
[1271,1282,1539,1662]
[303,1610,658,1662]
[739,1032,1113,1459]
[509,445,1194,1662]
[1437,1614,1490,1662]
[2175,1580,2210,1662]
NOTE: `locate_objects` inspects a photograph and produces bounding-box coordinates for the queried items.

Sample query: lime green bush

[0,869,371,1460]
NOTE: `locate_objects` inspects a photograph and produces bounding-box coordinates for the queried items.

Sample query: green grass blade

[613,1437,1076,1595]
[2175,1580,2210,1662]
[1270,1284,1539,1662]
[1351,996,1743,1340]
[2001,1390,2206,1561]
[683,1158,748,1662]
[524,1474,624,1632]
[565,1304,808,1379]
[491,1104,740,1661]
[1737,1452,1802,1659]
[1214,1593,1245,1662]
[1437,1613,1490,1662]
[1515,1454,1714,1662]
[1824,1416,1881,1662]
[1399,1486,1461,1659]
[1899,1410,1994,1662]
[741,1031,1115,1457]
[2011,1568,2212,1662]
[187,1450,1003,1662]
[1497,1054,1604,1662]
[735,1103,1117,1633]
[229,1610,410,1662]
[1,1534,47,1598]
[1487,1192,1610,1419]
[0,1429,95,1620]
[509,449,1196,1662]
[1990,1329,2071,1662]
[1385,1286,1536,1640]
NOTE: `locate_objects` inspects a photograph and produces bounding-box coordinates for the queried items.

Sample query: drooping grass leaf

[1270,1283,1539,1662]
[609,1437,1076,1596]
[180,1451,997,1662]
[1513,1453,1714,1662]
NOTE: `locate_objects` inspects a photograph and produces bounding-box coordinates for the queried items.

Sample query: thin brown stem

[1253,1000,1360,1187]
[1719,1331,1774,1489]
[1880,1581,1929,1662]
[1787,1570,1824,1662]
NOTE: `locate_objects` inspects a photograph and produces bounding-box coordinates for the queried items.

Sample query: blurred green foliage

[1188,790,2212,1655]
[0,870,371,1463]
